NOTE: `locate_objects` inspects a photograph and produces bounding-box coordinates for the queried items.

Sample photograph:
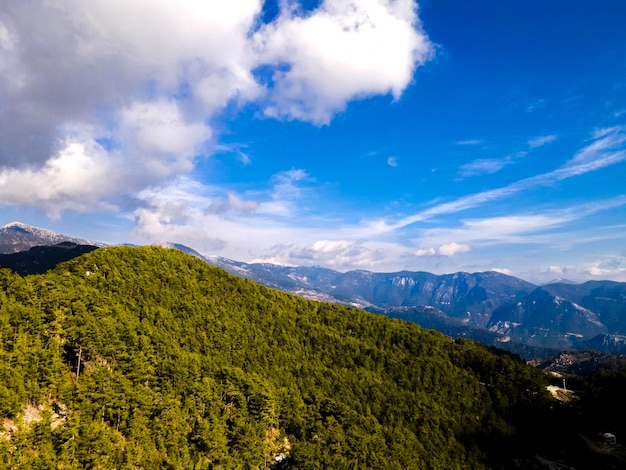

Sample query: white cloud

[134,202,228,252]
[207,193,259,215]
[457,157,512,179]
[0,138,121,218]
[387,156,398,167]
[588,263,626,278]
[0,0,262,166]
[490,267,513,276]
[415,242,470,257]
[310,239,356,254]
[528,134,557,148]
[253,169,312,217]
[271,169,310,199]
[252,239,382,270]
[437,242,471,256]
[253,0,433,123]
[119,100,212,175]
[0,0,431,215]
[526,258,626,284]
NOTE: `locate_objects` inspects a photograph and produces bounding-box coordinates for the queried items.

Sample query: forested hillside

[0,246,620,468]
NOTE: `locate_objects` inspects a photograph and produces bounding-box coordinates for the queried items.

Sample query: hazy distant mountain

[487,288,608,350]
[379,305,560,359]
[573,334,626,355]
[540,281,626,332]
[541,278,578,286]
[203,258,536,327]
[202,256,626,355]
[0,222,103,254]
[485,282,626,350]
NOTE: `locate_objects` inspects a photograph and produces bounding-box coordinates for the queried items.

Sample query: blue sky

[0,0,625,283]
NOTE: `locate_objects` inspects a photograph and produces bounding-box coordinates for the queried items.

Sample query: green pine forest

[0,246,624,469]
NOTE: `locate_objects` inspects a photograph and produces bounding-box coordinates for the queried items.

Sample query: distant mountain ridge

[180,250,626,355]
[206,256,536,322]
[2,222,626,356]
[0,222,103,253]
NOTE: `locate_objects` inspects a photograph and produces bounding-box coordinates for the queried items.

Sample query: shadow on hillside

[0,243,100,275]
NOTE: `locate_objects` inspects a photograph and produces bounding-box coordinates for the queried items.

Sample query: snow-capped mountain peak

[0,222,103,254]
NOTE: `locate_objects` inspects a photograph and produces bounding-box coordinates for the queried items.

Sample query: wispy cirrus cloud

[524,98,546,113]
[455,139,484,146]
[374,125,626,233]
[528,134,557,148]
[410,196,626,253]
[456,156,515,179]
[456,134,557,180]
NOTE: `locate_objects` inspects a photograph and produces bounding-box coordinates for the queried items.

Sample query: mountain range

[202,253,626,356]
[2,222,626,357]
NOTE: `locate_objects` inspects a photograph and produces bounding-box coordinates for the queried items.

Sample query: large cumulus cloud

[0,0,431,215]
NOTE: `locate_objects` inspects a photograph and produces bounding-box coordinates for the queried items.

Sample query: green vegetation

[0,246,591,468]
